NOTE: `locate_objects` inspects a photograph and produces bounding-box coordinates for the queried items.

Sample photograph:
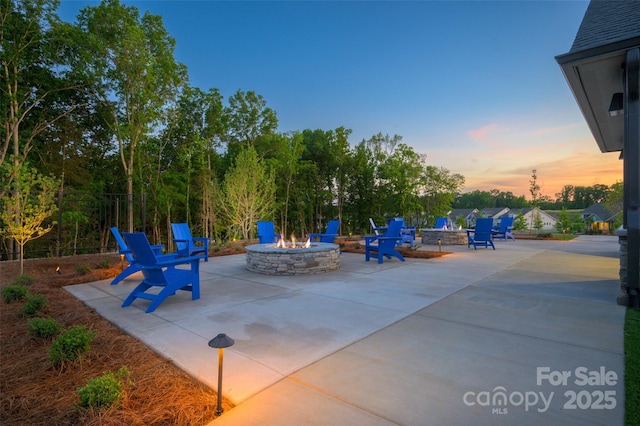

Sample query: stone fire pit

[245,242,340,275]
[421,228,468,245]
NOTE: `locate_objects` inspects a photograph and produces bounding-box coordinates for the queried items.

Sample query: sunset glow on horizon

[424,118,623,199]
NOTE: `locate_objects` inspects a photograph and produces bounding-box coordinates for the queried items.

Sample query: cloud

[462,151,622,197]
[466,123,505,148]
[413,117,622,198]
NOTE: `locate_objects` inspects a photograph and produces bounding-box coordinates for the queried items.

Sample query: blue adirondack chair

[122,232,201,313]
[492,217,515,240]
[369,218,387,235]
[394,218,415,246]
[110,227,169,285]
[257,221,282,244]
[309,220,340,243]
[434,217,449,229]
[467,218,496,250]
[171,223,209,261]
[365,220,406,264]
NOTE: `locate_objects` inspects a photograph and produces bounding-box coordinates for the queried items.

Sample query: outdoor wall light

[438,238,442,252]
[608,92,623,117]
[209,333,234,416]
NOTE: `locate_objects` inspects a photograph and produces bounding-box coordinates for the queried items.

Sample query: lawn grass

[550,232,577,240]
[625,308,640,426]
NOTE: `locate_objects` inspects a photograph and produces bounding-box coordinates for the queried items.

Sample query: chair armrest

[142,255,202,268]
[309,233,338,238]
[156,253,183,261]
[377,236,401,242]
[364,235,379,243]
[120,245,163,256]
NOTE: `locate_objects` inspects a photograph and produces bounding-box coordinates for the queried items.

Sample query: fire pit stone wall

[246,243,340,275]
[421,228,468,245]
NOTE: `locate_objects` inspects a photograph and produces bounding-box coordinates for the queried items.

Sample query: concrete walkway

[65,235,626,425]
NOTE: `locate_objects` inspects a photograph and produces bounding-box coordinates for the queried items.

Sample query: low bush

[28,317,63,339]
[1,284,28,304]
[20,294,47,317]
[13,274,36,286]
[77,366,131,409]
[49,325,97,365]
[96,259,111,269]
[75,264,91,274]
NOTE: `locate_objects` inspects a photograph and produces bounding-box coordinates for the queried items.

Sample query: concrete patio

[65,235,626,425]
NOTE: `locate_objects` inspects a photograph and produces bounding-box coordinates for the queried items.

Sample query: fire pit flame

[275,235,311,249]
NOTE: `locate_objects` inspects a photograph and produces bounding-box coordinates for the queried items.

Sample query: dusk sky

[57,0,623,199]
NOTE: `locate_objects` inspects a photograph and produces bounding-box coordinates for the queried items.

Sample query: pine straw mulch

[0,240,445,425]
[0,249,240,426]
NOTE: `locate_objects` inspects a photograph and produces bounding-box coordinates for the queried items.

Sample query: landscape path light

[208,333,234,416]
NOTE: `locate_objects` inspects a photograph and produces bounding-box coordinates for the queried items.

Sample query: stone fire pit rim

[245,242,340,253]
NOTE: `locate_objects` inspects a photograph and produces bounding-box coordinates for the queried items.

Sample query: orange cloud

[467,123,505,148]
[463,151,622,198]
[415,118,623,199]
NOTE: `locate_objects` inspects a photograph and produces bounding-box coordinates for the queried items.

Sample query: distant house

[448,208,479,228]
[481,207,513,228]
[516,208,558,232]
[582,203,615,233]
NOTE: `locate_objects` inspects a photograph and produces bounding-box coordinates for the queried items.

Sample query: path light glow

[208,333,234,416]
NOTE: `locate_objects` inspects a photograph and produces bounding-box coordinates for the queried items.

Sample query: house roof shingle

[570,1,640,53]
[582,202,614,221]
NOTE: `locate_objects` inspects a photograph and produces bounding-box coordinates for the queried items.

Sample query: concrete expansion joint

[287,376,401,425]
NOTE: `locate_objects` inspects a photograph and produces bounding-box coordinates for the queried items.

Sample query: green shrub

[75,264,91,274]
[96,259,111,269]
[1,284,28,304]
[49,325,97,365]
[20,294,47,317]
[77,367,131,409]
[28,317,62,339]
[13,275,35,286]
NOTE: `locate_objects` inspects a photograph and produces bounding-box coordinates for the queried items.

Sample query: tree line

[1,0,622,263]
[453,183,622,211]
[1,0,466,246]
